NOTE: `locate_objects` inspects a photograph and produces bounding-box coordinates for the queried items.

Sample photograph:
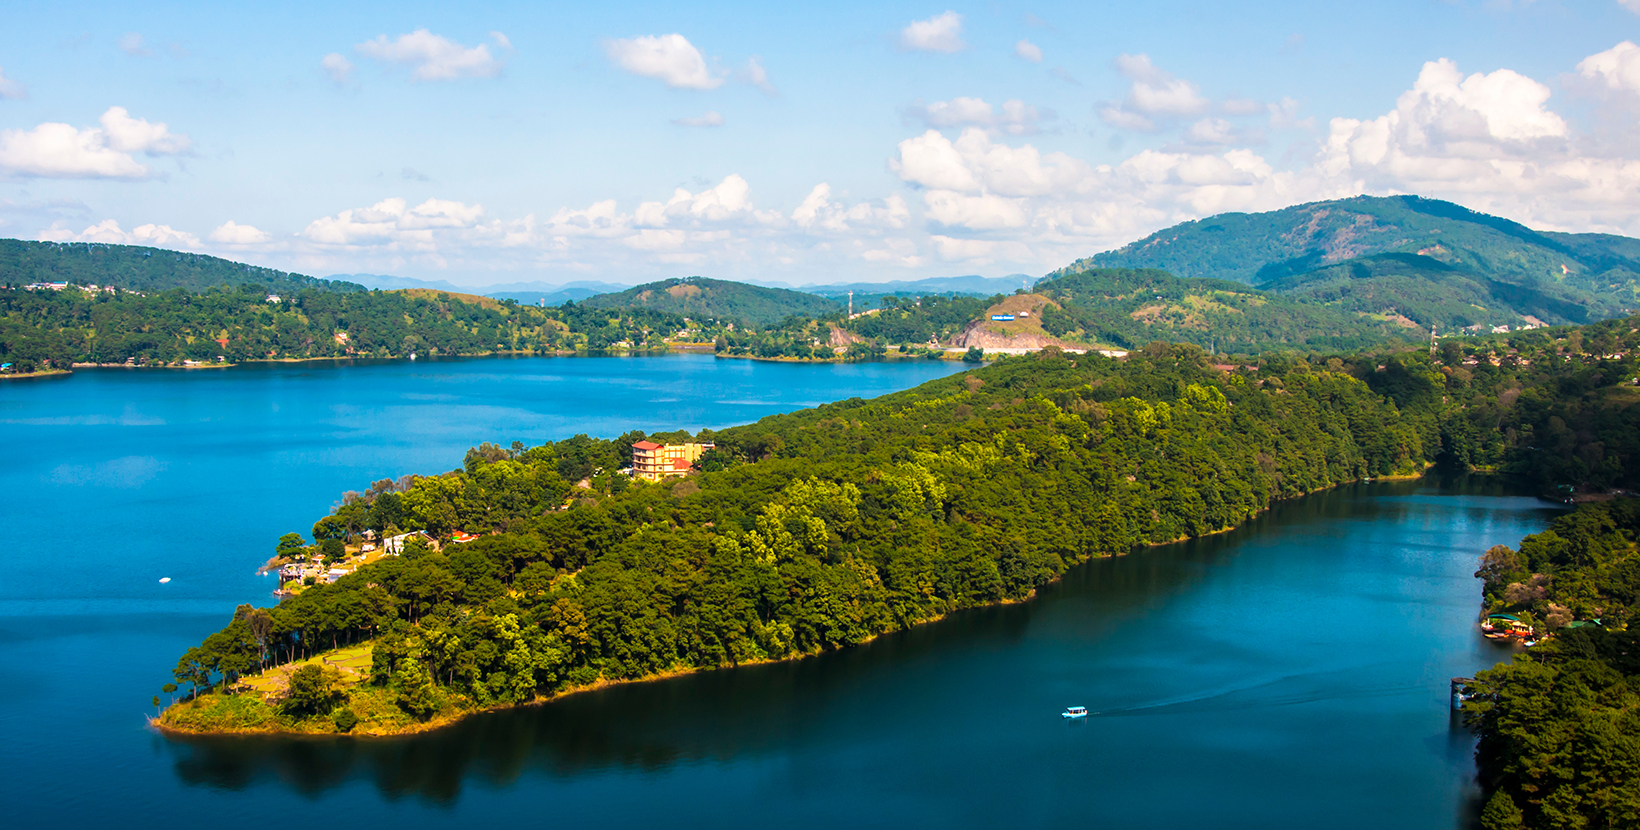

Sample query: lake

[0,354,1557,828]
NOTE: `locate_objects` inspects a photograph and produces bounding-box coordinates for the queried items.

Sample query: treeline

[0,284,693,371]
[1467,500,1640,830]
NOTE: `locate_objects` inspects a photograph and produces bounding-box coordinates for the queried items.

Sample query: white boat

[1062,706,1088,719]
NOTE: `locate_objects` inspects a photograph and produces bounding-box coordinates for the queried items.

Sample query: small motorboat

[1062,706,1088,719]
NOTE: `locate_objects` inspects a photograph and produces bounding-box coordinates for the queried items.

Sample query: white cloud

[1621,0,1640,14]
[321,53,354,84]
[99,106,191,154]
[672,111,724,127]
[910,97,1051,136]
[900,12,966,54]
[208,220,272,244]
[1577,41,1640,97]
[302,197,487,247]
[490,31,513,50]
[1186,118,1237,144]
[743,56,777,95]
[39,219,199,247]
[356,30,505,81]
[1111,53,1209,116]
[791,183,909,231]
[604,34,724,90]
[1014,40,1043,63]
[0,67,26,100]
[0,107,188,179]
[118,33,152,58]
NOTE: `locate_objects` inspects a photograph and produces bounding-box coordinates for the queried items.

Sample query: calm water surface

[1,355,1556,828]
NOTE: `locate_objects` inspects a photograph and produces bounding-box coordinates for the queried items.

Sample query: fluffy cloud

[39,219,199,247]
[900,12,965,54]
[303,197,488,246]
[1099,54,1211,130]
[0,107,189,179]
[1014,40,1043,63]
[321,53,354,84]
[99,106,191,154]
[604,34,724,90]
[208,220,272,244]
[909,97,1052,136]
[0,66,26,100]
[1577,41,1640,97]
[356,30,506,81]
[791,184,909,231]
[672,111,724,127]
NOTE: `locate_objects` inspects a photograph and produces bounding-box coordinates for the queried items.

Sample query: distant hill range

[579,276,841,327]
[332,273,628,306]
[1069,195,1640,330]
[2,239,364,294]
[802,275,1031,307]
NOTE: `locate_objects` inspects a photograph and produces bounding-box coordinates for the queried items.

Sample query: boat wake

[1086,664,1423,718]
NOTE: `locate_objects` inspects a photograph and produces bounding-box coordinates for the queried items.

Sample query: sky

[2,1,1639,288]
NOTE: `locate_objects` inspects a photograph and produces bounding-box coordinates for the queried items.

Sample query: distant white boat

[158,577,171,584]
[1062,706,1087,719]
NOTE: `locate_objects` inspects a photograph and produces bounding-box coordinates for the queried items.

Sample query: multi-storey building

[631,441,714,482]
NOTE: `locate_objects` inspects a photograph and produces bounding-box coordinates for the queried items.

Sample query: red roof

[632,441,662,450]
[672,459,690,470]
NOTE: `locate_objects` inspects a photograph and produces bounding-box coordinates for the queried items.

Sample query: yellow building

[631,441,713,482]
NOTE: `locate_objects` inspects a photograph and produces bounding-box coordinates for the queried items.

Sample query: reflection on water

[164,476,1559,817]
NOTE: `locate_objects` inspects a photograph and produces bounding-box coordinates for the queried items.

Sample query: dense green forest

[1467,500,1640,830]
[580,276,840,327]
[158,312,1640,739]
[1070,195,1640,326]
[0,284,697,372]
[0,239,364,295]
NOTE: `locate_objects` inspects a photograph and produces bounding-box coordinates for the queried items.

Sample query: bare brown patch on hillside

[393,288,503,310]
[667,284,703,299]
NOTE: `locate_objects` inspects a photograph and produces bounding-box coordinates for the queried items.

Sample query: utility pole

[848,290,853,318]
[1430,324,1438,358]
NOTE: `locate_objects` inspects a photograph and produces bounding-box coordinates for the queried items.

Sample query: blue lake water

[0,354,1556,828]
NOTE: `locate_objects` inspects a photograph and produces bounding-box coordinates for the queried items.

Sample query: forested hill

[580,276,840,327]
[1034,267,1421,353]
[1062,196,1640,327]
[159,313,1640,737]
[0,239,364,295]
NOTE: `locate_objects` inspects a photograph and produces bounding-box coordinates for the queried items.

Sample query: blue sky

[2,1,1638,287]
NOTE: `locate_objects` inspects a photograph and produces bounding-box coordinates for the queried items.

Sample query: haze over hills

[802,275,1032,308]
[579,276,841,327]
[1073,195,1640,329]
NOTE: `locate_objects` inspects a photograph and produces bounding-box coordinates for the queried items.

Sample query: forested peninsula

[157,313,1640,737]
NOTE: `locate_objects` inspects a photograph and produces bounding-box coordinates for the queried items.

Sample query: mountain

[2,239,364,294]
[328,273,468,292]
[486,281,631,306]
[579,276,840,327]
[1069,195,1640,327]
[331,274,630,305]
[804,274,1031,299]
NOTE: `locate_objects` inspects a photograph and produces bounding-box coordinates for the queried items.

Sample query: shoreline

[155,470,1437,740]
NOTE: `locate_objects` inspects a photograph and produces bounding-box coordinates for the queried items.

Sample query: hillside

[1,239,364,295]
[580,276,840,327]
[1034,267,1419,353]
[1066,196,1640,327]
